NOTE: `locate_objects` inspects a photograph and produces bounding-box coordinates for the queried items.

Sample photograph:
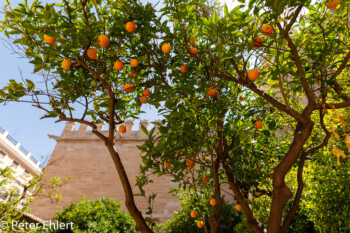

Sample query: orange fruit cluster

[140,89,151,104]
[186,160,194,169]
[255,120,263,129]
[119,125,127,134]
[190,210,197,218]
[44,34,56,44]
[87,48,98,59]
[248,69,260,81]
[62,60,71,71]
[190,47,197,55]
[98,35,109,48]
[126,21,136,33]
[327,0,339,9]
[130,59,138,68]
[261,24,274,36]
[114,60,123,71]
[180,65,187,73]
[253,37,263,48]
[207,88,217,97]
[162,43,171,54]
[123,83,133,93]
[202,176,209,184]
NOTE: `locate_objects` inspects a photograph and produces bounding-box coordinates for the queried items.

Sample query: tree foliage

[0,167,38,229]
[35,197,136,233]
[0,165,68,233]
[1,0,350,232]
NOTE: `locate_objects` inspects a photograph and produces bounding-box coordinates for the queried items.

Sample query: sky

[0,0,238,165]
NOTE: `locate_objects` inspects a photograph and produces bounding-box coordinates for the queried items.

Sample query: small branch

[63,0,76,30]
[277,22,315,107]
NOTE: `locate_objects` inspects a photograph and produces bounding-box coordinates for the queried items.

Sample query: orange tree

[0,0,171,232]
[1,0,350,233]
[136,0,350,232]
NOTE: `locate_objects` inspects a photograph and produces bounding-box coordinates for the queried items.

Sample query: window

[22,170,30,177]
[0,151,6,160]
[12,160,19,169]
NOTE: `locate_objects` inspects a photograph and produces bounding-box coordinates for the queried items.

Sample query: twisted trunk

[267,120,314,233]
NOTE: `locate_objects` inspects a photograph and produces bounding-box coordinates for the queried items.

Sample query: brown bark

[221,136,265,233]
[267,120,314,233]
[223,168,265,233]
[209,118,225,233]
[106,144,153,233]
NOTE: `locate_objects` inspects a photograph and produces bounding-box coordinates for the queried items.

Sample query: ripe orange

[239,96,244,101]
[253,37,263,48]
[87,48,98,59]
[186,160,194,169]
[74,62,81,67]
[190,210,197,218]
[235,204,242,211]
[123,83,133,93]
[114,60,124,71]
[180,65,187,73]
[97,35,109,48]
[190,36,196,43]
[247,69,260,81]
[207,88,217,97]
[119,125,127,134]
[261,24,274,36]
[255,120,263,129]
[202,176,209,184]
[143,89,151,96]
[269,173,273,179]
[130,59,139,68]
[126,21,136,33]
[197,221,203,228]
[140,96,147,104]
[327,0,339,9]
[164,162,170,168]
[205,157,210,161]
[162,43,171,54]
[44,34,56,44]
[210,198,216,206]
[129,71,138,77]
[190,47,197,55]
[62,60,71,71]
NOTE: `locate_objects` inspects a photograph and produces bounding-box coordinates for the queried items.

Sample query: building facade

[0,127,43,202]
[30,120,181,222]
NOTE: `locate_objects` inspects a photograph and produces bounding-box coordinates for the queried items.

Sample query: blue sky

[0,0,237,165]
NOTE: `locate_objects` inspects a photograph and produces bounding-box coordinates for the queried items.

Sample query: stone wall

[30,120,180,222]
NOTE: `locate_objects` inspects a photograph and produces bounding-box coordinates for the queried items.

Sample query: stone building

[30,120,181,222]
[0,126,43,200]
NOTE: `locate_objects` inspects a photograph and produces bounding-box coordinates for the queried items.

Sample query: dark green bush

[35,197,136,233]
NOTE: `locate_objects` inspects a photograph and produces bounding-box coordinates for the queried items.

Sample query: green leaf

[26,79,35,91]
[224,4,228,17]
[141,124,148,135]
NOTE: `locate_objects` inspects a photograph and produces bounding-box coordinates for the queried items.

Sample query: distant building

[30,120,181,223]
[0,126,43,210]
[0,126,42,181]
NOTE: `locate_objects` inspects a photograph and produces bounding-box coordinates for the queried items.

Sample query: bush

[35,197,136,233]
[154,189,240,233]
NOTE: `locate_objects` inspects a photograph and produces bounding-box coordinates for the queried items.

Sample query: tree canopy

[0,0,349,232]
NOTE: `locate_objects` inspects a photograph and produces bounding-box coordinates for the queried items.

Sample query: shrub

[35,197,136,233]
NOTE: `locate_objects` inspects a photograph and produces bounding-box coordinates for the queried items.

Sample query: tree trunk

[106,143,153,233]
[267,121,314,233]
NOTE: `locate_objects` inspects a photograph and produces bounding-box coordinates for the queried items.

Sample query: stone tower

[30,120,180,222]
